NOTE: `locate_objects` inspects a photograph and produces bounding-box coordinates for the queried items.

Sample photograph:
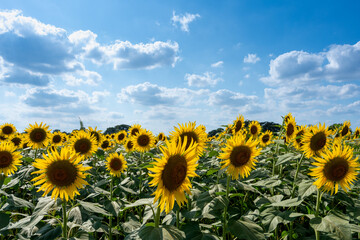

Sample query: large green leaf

[78,200,111,216]
[123,198,154,210]
[125,224,186,240]
[310,214,351,240]
[297,180,317,199]
[0,212,10,229]
[276,153,301,166]
[181,221,220,240]
[7,194,35,209]
[34,225,62,240]
[271,197,303,207]
[228,217,265,240]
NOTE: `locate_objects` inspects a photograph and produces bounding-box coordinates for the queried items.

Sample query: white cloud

[211,61,223,68]
[208,89,258,107]
[185,72,223,87]
[5,91,15,97]
[244,74,250,79]
[244,53,260,64]
[171,11,200,32]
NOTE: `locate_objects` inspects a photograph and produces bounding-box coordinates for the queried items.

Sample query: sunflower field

[1,115,360,240]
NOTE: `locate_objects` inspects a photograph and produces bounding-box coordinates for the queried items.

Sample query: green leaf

[122,216,142,234]
[78,200,111,216]
[271,197,303,207]
[228,217,265,240]
[124,198,154,210]
[105,200,122,217]
[208,150,219,158]
[276,153,301,166]
[298,180,317,199]
[68,206,83,225]
[32,197,56,217]
[252,178,281,188]
[35,225,62,240]
[7,194,35,209]
[181,222,220,240]
[0,212,10,229]
[206,169,218,176]
[1,177,20,189]
[310,214,351,240]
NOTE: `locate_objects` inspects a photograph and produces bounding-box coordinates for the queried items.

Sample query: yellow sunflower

[9,133,23,149]
[128,124,142,137]
[69,131,98,158]
[309,144,359,194]
[100,139,113,151]
[248,121,262,138]
[157,132,166,142]
[232,114,245,135]
[301,123,331,158]
[148,137,199,213]
[285,118,296,142]
[86,127,103,144]
[283,112,294,124]
[293,125,307,150]
[106,152,127,177]
[353,127,360,139]
[50,132,64,147]
[115,130,127,144]
[125,139,135,152]
[219,133,262,180]
[340,121,351,138]
[31,147,91,201]
[0,142,22,176]
[0,135,7,142]
[259,130,273,147]
[170,122,207,156]
[0,123,17,137]
[132,129,155,152]
[24,122,51,149]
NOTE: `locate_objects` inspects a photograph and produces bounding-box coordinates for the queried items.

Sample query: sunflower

[100,139,113,151]
[24,122,51,149]
[301,123,331,158]
[248,121,262,138]
[125,139,135,152]
[0,123,17,137]
[69,131,98,158]
[9,133,23,149]
[232,115,245,135]
[293,125,307,150]
[285,118,296,142]
[340,121,351,138]
[115,130,127,144]
[354,127,360,139]
[0,135,7,142]
[132,129,155,152]
[50,132,64,147]
[0,142,22,176]
[219,133,262,180]
[170,122,207,156]
[86,127,103,144]
[31,147,91,201]
[259,130,273,147]
[309,144,359,194]
[106,152,127,177]
[148,137,199,213]
[128,124,142,137]
[283,113,294,124]
[157,132,166,142]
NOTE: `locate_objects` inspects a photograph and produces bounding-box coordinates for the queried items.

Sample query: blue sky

[1,0,360,134]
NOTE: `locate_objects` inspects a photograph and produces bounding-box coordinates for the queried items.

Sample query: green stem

[315,189,322,240]
[62,201,68,239]
[109,177,114,240]
[176,207,180,229]
[139,152,143,195]
[291,154,304,198]
[154,205,161,228]
[223,175,231,240]
[34,149,38,160]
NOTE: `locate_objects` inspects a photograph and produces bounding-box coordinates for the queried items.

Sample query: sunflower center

[180,132,198,150]
[137,135,150,147]
[323,157,349,182]
[118,133,125,141]
[110,158,122,171]
[341,126,349,136]
[296,130,304,144]
[262,134,270,143]
[356,131,360,138]
[53,135,62,144]
[286,123,295,137]
[250,126,258,135]
[101,141,110,149]
[310,132,327,151]
[2,126,14,135]
[74,139,91,154]
[230,146,251,167]
[235,121,242,133]
[91,131,100,142]
[0,151,13,168]
[11,137,22,147]
[131,128,139,136]
[30,128,47,143]
[47,160,78,187]
[127,141,133,149]
[162,154,187,192]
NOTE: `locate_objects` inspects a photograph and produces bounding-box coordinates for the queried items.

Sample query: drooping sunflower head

[100,139,113,151]
[170,122,207,156]
[157,132,166,142]
[232,114,245,134]
[248,121,262,138]
[25,122,51,149]
[0,142,22,176]
[128,124,142,137]
[69,131,98,158]
[125,139,135,152]
[132,129,155,152]
[115,130,127,144]
[259,130,273,147]
[148,136,199,213]
[354,127,360,139]
[9,133,23,149]
[219,133,262,180]
[86,127,103,144]
[301,123,331,158]
[50,132,64,147]
[293,125,307,150]
[309,144,359,194]
[31,147,91,201]
[285,118,296,142]
[340,121,351,138]
[0,123,17,137]
[283,113,294,124]
[106,152,127,177]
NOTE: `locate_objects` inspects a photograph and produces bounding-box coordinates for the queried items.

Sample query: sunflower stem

[291,154,304,198]
[62,200,68,239]
[315,189,322,240]
[222,175,231,240]
[154,204,161,228]
[139,153,143,196]
[176,207,180,228]
[109,177,114,240]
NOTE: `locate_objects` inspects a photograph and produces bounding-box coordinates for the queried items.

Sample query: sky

[1,0,360,134]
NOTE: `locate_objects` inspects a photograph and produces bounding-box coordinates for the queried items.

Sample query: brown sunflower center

[47,160,78,187]
[101,140,110,149]
[230,146,251,167]
[310,132,327,152]
[341,126,349,136]
[286,123,295,137]
[162,154,187,192]
[30,128,47,143]
[131,128,139,136]
[0,151,13,168]
[11,137,22,147]
[110,158,122,171]
[2,126,14,135]
[356,130,360,138]
[91,131,100,142]
[323,157,349,181]
[158,133,164,140]
[137,135,150,147]
[118,133,125,141]
[250,126,258,135]
[296,130,304,144]
[262,134,270,143]
[235,121,242,133]
[52,135,62,144]
[74,138,91,154]
[127,141,133,150]
[180,132,198,150]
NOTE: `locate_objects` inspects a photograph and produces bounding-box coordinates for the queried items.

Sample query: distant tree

[104,124,131,135]
[79,117,85,130]
[208,128,224,137]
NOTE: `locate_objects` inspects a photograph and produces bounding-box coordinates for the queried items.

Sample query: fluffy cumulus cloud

[185,72,223,87]
[208,89,258,107]
[243,53,260,64]
[171,11,200,32]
